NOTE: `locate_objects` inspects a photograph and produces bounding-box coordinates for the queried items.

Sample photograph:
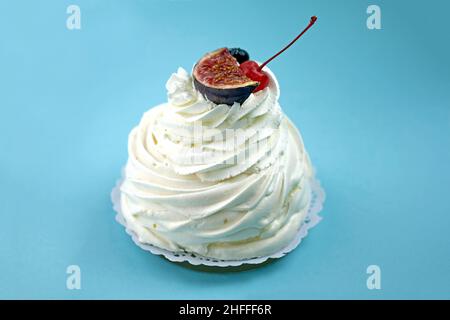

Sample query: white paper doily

[111,172,325,267]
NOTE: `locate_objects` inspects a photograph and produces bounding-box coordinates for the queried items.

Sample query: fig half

[193,48,259,105]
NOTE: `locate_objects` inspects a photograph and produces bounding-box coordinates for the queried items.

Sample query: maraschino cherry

[240,16,318,92]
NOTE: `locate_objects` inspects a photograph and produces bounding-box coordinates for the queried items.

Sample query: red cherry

[240,61,270,92]
[240,16,318,93]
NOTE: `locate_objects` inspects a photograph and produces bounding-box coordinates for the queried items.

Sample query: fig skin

[193,77,258,105]
[193,48,259,106]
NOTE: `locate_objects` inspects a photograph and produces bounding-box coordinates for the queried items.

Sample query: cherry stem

[258,16,318,71]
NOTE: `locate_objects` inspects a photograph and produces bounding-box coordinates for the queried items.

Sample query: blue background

[1,0,449,299]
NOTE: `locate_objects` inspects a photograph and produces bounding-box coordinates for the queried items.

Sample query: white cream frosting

[120,67,313,260]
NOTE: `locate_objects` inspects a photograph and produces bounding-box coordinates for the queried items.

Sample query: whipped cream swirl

[120,67,313,260]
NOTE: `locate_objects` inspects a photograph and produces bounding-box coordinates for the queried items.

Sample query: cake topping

[192,16,317,105]
[193,48,259,105]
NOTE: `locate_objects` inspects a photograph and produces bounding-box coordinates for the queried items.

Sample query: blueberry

[228,48,250,64]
